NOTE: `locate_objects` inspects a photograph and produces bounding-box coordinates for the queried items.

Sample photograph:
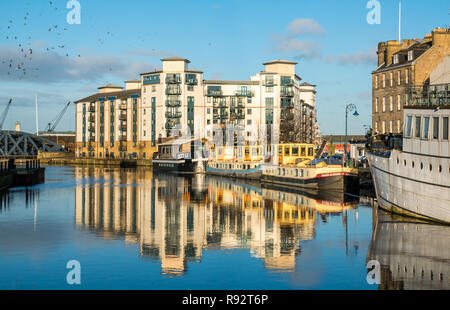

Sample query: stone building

[372,27,450,135]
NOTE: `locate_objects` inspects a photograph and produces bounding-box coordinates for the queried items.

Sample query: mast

[398,1,402,42]
[35,93,39,136]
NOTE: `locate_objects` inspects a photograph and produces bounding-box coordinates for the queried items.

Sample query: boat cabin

[278,143,315,165]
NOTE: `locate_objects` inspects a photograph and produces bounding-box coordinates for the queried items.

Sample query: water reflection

[74,168,359,276]
[368,207,450,290]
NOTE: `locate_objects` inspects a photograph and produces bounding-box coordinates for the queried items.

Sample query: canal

[0,166,448,290]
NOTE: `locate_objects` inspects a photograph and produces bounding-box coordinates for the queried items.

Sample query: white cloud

[287,18,326,37]
[270,34,322,60]
[125,49,175,57]
[325,48,377,65]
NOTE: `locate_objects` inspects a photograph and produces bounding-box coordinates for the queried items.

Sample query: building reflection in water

[74,167,359,276]
[367,207,450,290]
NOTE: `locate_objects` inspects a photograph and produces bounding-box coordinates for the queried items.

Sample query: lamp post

[345,103,359,166]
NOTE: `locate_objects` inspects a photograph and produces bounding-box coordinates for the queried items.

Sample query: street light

[345,103,358,166]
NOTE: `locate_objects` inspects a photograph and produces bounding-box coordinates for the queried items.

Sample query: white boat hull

[368,150,450,224]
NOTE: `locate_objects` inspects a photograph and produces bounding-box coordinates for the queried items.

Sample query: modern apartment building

[372,27,450,135]
[75,58,320,159]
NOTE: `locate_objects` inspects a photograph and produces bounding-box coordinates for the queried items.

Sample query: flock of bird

[1,1,112,81]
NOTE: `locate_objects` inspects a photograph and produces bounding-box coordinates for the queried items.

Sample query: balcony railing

[88,136,95,142]
[166,87,182,95]
[235,90,254,97]
[166,111,182,118]
[119,113,127,121]
[263,79,276,86]
[206,90,223,97]
[280,113,294,121]
[214,102,227,108]
[120,124,127,131]
[405,83,450,107]
[88,115,95,122]
[230,112,245,119]
[166,76,182,84]
[281,79,294,86]
[119,103,127,110]
[119,146,127,152]
[281,100,294,108]
[166,100,182,107]
[213,112,228,119]
[89,105,95,112]
[88,125,95,132]
[185,78,198,85]
[119,135,127,141]
[165,122,180,130]
[280,89,294,97]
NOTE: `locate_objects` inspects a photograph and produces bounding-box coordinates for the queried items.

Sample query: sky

[0,0,448,135]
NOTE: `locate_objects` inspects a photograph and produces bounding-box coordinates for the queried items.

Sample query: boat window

[295,169,298,177]
[278,147,283,155]
[285,146,290,156]
[282,168,285,176]
[415,116,421,138]
[405,115,412,137]
[292,146,299,156]
[301,147,306,156]
[252,148,258,156]
[308,147,314,157]
[443,117,449,140]
[301,169,304,177]
[433,117,439,140]
[422,117,430,139]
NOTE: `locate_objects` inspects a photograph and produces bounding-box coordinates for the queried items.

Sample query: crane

[0,99,13,130]
[46,101,72,132]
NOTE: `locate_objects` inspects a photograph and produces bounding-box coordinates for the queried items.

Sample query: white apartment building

[75,57,320,159]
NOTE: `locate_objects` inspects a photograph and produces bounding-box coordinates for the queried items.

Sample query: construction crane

[0,99,13,130]
[46,101,72,132]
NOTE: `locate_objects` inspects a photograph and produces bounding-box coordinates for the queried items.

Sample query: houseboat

[152,137,209,174]
[206,145,264,180]
[262,143,359,193]
[367,83,450,224]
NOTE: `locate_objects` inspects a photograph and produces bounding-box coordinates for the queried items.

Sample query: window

[187,85,194,91]
[375,98,378,113]
[390,72,393,87]
[390,121,393,133]
[382,121,386,134]
[397,95,401,111]
[382,74,386,88]
[207,108,211,114]
[393,54,399,65]
[415,116,421,138]
[301,147,306,156]
[408,50,414,61]
[397,120,401,133]
[375,75,378,89]
[266,86,273,92]
[152,86,156,92]
[443,117,449,140]
[308,147,314,157]
[382,97,386,112]
[284,146,290,156]
[398,71,401,85]
[405,69,409,84]
[390,96,393,111]
[292,146,299,156]
[247,119,252,125]
[207,119,211,125]
[433,117,439,139]
[247,109,252,115]
[422,117,430,139]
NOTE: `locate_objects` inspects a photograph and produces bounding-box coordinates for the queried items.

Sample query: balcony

[119,146,127,152]
[406,83,450,107]
[281,78,294,86]
[235,90,254,97]
[214,102,227,108]
[230,112,245,119]
[88,125,95,132]
[88,146,95,152]
[165,76,181,84]
[120,124,127,131]
[166,87,182,95]
[281,100,294,108]
[119,113,127,121]
[166,111,182,118]
[165,122,180,130]
[280,89,294,97]
[88,115,95,122]
[281,112,294,121]
[88,136,95,142]
[206,90,223,97]
[89,105,95,112]
[119,103,127,110]
[119,135,127,142]
[166,100,182,107]
[213,112,228,119]
[263,79,276,86]
[185,78,198,85]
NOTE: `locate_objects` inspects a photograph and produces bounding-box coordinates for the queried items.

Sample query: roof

[97,84,123,89]
[75,89,141,104]
[263,59,298,66]
[161,57,191,63]
[203,80,259,85]
[301,82,316,87]
[125,79,141,83]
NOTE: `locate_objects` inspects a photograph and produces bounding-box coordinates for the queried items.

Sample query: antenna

[398,1,402,42]
[35,93,39,136]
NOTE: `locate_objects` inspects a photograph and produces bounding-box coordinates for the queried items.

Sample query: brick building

[372,28,450,135]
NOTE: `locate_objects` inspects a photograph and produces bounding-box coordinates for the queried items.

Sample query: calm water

[0,166,448,290]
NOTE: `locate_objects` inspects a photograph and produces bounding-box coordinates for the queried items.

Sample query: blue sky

[0,0,448,134]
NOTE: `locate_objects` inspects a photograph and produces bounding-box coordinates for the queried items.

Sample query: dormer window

[393,54,399,64]
[408,50,414,61]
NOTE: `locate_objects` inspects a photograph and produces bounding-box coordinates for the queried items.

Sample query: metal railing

[405,83,450,107]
